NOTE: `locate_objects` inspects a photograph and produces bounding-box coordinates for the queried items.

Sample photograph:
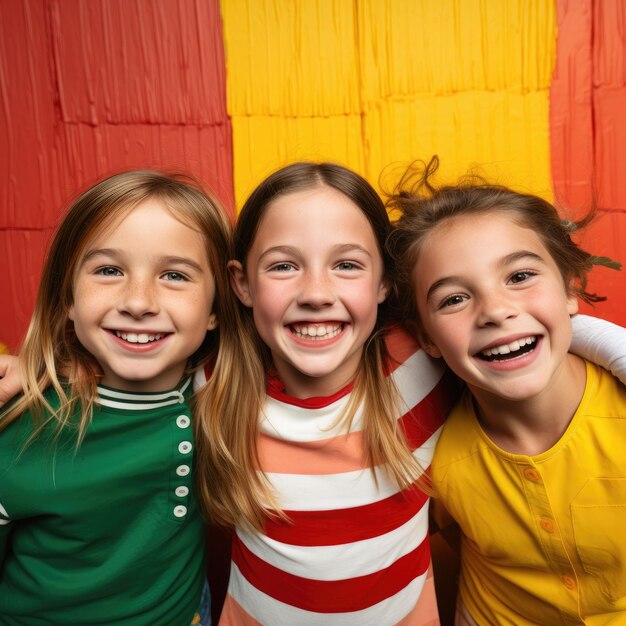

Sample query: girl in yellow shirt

[388,156,626,625]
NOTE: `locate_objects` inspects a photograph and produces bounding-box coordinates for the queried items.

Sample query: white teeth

[481,336,536,357]
[115,331,164,344]
[291,323,342,340]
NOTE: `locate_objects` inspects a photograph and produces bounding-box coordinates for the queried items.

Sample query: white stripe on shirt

[229,562,428,626]
[236,503,429,580]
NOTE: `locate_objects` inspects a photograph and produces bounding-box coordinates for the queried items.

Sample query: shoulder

[0,387,67,444]
[584,360,626,416]
[431,393,483,477]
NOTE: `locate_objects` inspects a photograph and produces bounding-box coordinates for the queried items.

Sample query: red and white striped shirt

[206,328,458,625]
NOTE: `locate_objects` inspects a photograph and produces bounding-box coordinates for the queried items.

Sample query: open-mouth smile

[477,336,537,362]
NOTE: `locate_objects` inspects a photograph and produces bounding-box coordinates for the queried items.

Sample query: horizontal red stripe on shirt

[232,532,431,613]
[400,368,460,449]
[263,485,428,546]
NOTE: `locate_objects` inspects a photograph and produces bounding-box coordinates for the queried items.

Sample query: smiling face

[414,211,579,404]
[68,198,217,392]
[230,185,389,398]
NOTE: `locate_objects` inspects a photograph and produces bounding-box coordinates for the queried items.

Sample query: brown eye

[509,271,535,284]
[439,294,466,309]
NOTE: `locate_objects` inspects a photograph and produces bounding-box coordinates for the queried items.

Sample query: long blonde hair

[196,162,428,531]
[1,170,236,451]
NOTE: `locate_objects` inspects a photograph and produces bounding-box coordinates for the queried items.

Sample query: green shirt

[0,379,204,625]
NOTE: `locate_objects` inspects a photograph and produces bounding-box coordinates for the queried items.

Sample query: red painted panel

[52,119,234,213]
[0,0,58,228]
[1,0,232,350]
[0,229,53,352]
[49,0,228,126]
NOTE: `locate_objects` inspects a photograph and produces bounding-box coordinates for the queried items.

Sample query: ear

[567,292,579,317]
[377,278,391,304]
[206,312,218,331]
[228,260,253,307]
[416,327,442,358]
[68,304,75,321]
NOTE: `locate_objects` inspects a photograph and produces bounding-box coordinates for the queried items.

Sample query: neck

[469,354,587,455]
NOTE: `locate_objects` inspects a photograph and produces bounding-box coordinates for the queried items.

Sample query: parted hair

[386,156,616,332]
[1,170,238,454]
[197,161,430,531]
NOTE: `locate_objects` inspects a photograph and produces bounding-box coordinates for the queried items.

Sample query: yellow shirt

[432,361,626,625]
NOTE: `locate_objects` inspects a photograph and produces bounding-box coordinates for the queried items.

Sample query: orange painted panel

[594,87,626,210]
[577,212,625,323]
[550,0,594,215]
[551,0,625,326]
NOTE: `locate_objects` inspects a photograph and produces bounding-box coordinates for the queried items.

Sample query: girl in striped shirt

[194,161,456,625]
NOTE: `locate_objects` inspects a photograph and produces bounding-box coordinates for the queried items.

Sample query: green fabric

[0,380,204,625]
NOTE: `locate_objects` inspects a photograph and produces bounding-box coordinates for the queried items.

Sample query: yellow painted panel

[222,0,557,209]
[367,90,553,199]
[222,0,360,116]
[231,114,365,208]
[359,0,556,104]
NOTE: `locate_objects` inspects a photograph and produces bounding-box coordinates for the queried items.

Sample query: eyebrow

[82,249,205,272]
[425,250,546,302]
[258,243,373,261]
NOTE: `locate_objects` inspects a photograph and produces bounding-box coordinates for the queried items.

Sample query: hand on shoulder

[0,354,22,408]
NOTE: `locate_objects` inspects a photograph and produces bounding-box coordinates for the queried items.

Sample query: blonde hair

[1,170,236,454]
[197,162,428,531]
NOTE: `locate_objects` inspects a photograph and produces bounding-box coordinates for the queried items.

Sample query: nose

[296,268,336,309]
[117,277,159,319]
[476,289,518,327]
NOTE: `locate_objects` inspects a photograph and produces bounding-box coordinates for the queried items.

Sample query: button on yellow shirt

[432,361,626,625]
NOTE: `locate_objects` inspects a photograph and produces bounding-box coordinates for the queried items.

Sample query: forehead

[255,185,378,245]
[78,198,205,259]
[416,212,557,276]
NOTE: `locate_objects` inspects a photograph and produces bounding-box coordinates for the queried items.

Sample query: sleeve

[570,314,626,384]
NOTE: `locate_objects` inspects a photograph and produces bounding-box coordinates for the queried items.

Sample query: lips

[478,335,537,361]
[289,322,343,340]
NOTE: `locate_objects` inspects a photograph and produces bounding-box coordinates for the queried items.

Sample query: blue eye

[96,266,122,277]
[163,271,187,282]
[336,261,358,271]
[269,263,296,272]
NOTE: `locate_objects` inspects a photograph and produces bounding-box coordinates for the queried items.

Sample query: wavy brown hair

[198,162,430,531]
[1,170,237,453]
[386,156,620,334]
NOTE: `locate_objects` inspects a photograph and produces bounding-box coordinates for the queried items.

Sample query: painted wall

[1,0,624,353]
[1,0,232,352]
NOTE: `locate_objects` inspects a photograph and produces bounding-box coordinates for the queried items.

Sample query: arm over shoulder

[570,314,626,384]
